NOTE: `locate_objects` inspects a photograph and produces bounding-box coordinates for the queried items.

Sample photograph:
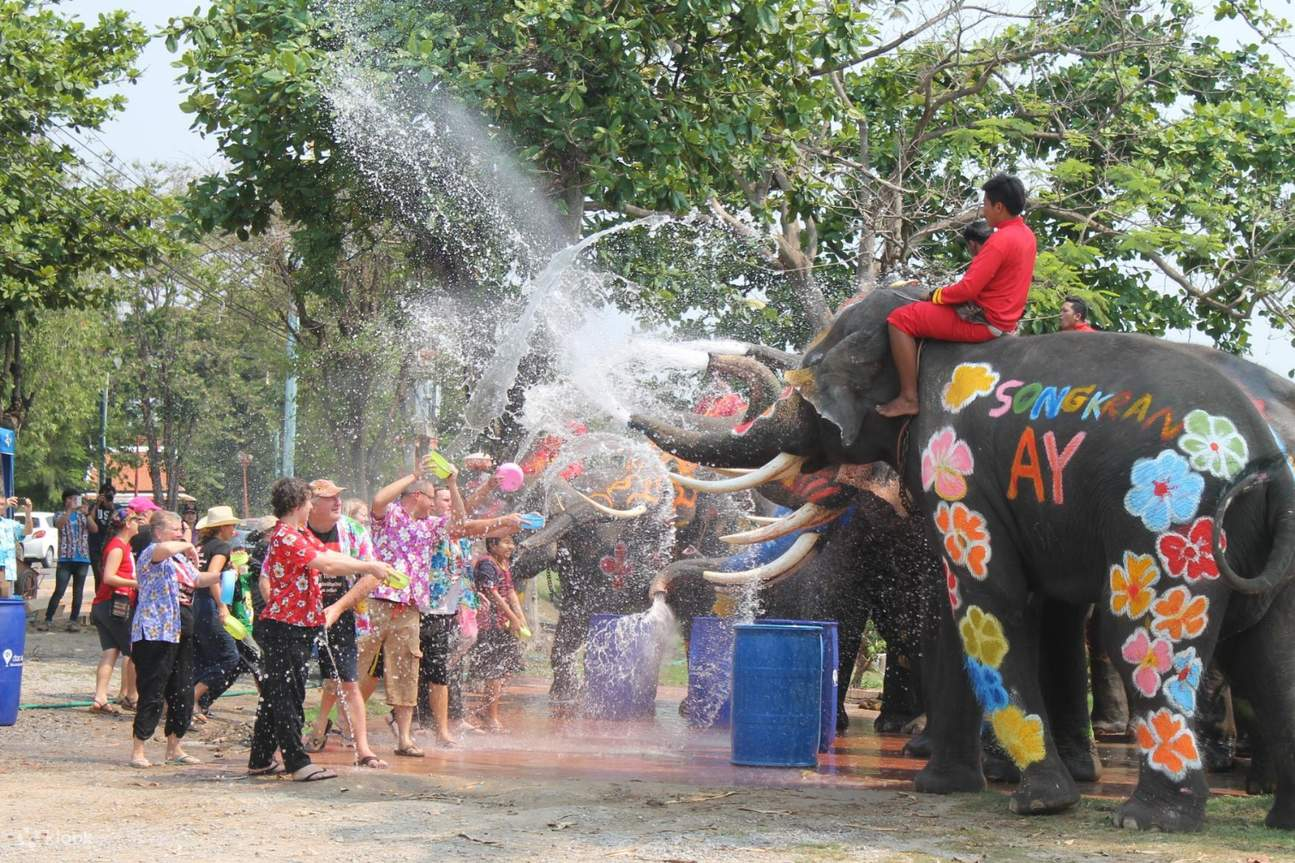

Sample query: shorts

[419,613,455,687]
[356,599,422,707]
[318,609,358,682]
[887,301,997,342]
[471,626,524,682]
[91,600,133,655]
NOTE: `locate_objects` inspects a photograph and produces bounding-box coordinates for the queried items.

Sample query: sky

[63,0,1295,375]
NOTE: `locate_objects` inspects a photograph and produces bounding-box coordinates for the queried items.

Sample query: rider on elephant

[878,173,1037,418]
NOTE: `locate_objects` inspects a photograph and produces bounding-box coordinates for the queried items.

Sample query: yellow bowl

[384,567,410,590]
[223,616,249,641]
[422,450,454,479]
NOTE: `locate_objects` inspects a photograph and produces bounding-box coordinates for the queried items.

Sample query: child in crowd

[470,535,527,733]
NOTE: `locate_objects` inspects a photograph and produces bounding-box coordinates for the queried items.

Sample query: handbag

[110,593,131,620]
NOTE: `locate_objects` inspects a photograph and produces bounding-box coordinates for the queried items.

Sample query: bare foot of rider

[877,395,919,418]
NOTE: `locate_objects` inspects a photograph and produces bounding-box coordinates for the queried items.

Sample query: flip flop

[393,744,425,758]
[164,754,202,765]
[355,754,389,769]
[247,761,287,777]
[293,764,338,782]
[89,700,121,715]
[302,732,327,753]
[116,697,137,712]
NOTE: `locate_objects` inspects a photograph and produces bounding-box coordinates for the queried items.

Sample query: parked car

[18,512,57,569]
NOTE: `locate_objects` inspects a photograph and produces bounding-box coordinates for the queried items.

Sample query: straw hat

[195,505,240,531]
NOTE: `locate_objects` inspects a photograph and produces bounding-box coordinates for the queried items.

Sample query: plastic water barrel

[583,613,659,720]
[730,624,822,766]
[685,616,734,728]
[0,598,27,725]
[760,618,839,752]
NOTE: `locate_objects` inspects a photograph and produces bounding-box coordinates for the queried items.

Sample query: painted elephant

[651,466,939,734]
[631,289,1295,832]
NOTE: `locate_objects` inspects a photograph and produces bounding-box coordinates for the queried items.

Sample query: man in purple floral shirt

[358,466,462,757]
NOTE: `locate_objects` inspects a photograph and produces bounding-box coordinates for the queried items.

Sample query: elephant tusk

[720,503,844,545]
[703,533,819,585]
[712,467,753,477]
[741,514,781,525]
[669,452,806,494]
[571,488,647,519]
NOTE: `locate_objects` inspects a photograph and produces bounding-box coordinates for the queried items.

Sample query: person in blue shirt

[42,489,98,631]
[0,496,32,599]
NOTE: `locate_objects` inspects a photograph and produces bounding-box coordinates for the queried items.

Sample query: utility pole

[238,451,252,518]
[99,373,109,489]
[281,311,298,477]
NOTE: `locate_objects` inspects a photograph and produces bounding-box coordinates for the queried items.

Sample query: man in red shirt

[1059,296,1096,332]
[877,174,1036,418]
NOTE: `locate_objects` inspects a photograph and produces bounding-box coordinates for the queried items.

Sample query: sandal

[89,700,121,716]
[393,744,425,758]
[247,761,287,777]
[355,754,389,769]
[293,764,338,782]
[117,696,138,712]
[303,732,328,753]
[164,754,202,765]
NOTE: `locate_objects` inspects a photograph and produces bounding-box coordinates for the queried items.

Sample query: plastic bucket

[219,569,237,605]
[759,618,839,752]
[685,616,734,728]
[0,598,27,726]
[730,624,821,766]
[583,613,661,720]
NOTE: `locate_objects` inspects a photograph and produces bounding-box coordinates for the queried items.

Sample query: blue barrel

[685,616,734,728]
[730,624,822,766]
[583,613,660,720]
[760,618,839,752]
[0,598,27,725]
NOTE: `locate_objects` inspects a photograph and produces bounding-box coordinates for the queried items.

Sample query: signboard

[0,426,12,501]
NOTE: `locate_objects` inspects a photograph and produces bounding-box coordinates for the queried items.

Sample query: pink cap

[127,496,162,513]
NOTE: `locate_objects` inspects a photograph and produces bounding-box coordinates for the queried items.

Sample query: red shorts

[887,301,996,342]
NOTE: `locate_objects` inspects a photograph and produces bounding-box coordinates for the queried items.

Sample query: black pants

[45,562,90,623]
[193,592,243,710]
[132,636,195,741]
[416,614,454,721]
[249,619,317,774]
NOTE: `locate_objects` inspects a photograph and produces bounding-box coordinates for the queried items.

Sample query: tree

[0,1,163,431]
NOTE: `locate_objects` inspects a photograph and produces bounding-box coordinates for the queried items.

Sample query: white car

[17,512,57,569]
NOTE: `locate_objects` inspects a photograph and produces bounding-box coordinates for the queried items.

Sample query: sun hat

[126,496,162,513]
[195,505,240,531]
[309,479,346,497]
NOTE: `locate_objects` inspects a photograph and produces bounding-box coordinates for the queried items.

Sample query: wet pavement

[299,677,1251,801]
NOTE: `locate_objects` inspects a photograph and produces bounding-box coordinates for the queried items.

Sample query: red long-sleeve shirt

[930,216,1037,332]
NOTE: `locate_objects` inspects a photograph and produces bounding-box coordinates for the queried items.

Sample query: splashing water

[582,595,677,720]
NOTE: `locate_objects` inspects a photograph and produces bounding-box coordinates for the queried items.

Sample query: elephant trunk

[707,353,783,418]
[648,556,726,599]
[519,509,578,551]
[629,389,816,469]
[1213,454,1295,594]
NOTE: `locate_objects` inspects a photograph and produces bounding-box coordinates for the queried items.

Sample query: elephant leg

[1211,591,1295,829]
[949,544,1078,816]
[1105,587,1222,834]
[1194,660,1235,773]
[834,619,864,733]
[1038,599,1102,783]
[548,609,587,712]
[1088,610,1131,738]
[877,651,922,733]
[914,592,986,795]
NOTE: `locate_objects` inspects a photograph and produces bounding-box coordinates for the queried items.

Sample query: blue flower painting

[1124,450,1204,533]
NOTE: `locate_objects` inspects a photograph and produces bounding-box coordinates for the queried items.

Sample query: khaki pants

[357,599,422,707]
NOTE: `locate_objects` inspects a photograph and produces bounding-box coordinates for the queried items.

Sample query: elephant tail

[1213,454,1295,595]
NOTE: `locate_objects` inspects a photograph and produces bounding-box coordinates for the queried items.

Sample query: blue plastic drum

[730,623,821,766]
[685,616,734,728]
[0,598,27,725]
[759,618,839,752]
[583,613,660,720]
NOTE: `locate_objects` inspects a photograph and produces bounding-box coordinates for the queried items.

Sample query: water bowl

[495,462,525,492]
[519,511,545,530]
[219,570,237,605]
[223,616,249,641]
[422,450,454,479]
[384,567,410,590]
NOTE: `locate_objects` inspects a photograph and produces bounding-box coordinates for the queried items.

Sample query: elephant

[630,288,1295,832]
[650,468,940,734]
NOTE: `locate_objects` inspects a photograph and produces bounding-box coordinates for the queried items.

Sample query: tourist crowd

[35,453,528,780]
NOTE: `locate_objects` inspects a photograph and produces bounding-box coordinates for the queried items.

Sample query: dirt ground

[3,627,1292,863]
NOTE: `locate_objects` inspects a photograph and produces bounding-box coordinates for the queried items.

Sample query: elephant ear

[788,327,889,448]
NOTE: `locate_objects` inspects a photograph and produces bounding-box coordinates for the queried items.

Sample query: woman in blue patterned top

[129,510,221,769]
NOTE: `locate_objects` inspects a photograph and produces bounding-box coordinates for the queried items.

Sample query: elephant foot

[835,708,850,733]
[875,711,917,734]
[914,760,985,795]
[1112,789,1205,833]
[1091,719,1131,741]
[1199,734,1235,774]
[1057,739,1103,783]
[902,730,932,759]
[1009,768,1079,815]
[1264,798,1295,830]
[1246,760,1276,795]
